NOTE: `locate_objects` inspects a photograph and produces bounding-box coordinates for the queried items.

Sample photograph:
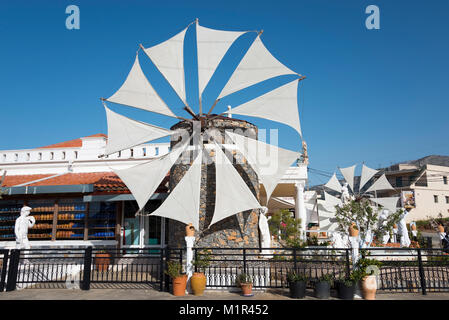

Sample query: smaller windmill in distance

[318,164,400,234]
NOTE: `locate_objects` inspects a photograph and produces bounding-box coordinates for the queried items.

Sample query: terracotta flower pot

[172,274,188,296]
[438,225,445,233]
[361,275,377,300]
[241,283,253,296]
[191,272,207,296]
[185,223,195,237]
[95,253,111,272]
[349,223,359,237]
[411,224,417,231]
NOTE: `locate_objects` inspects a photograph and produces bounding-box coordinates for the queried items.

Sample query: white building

[0,134,310,248]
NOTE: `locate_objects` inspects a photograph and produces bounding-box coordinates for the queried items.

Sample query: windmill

[318,164,399,233]
[100,20,306,239]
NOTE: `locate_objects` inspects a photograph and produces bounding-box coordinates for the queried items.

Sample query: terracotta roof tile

[2,171,168,194]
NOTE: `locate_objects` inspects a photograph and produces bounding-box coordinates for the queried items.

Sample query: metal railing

[0,246,448,294]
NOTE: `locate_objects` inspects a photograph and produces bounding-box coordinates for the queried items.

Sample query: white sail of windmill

[318,164,399,232]
[99,19,306,234]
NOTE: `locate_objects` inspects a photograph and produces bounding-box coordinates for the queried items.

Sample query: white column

[295,182,307,240]
[185,236,195,294]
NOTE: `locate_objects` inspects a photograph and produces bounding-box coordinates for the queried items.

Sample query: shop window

[88,202,116,240]
[395,177,402,187]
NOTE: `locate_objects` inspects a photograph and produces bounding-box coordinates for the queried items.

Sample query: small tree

[335,198,402,247]
[268,209,302,247]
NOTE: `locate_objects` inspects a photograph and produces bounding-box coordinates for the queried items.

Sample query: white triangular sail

[225,80,302,137]
[339,165,356,192]
[106,55,177,118]
[143,27,187,104]
[103,106,175,156]
[218,35,298,99]
[196,23,246,96]
[324,191,342,208]
[324,173,342,193]
[365,173,394,193]
[113,138,190,209]
[209,144,261,227]
[370,197,399,213]
[359,164,378,192]
[317,201,338,231]
[151,149,203,230]
[225,131,300,203]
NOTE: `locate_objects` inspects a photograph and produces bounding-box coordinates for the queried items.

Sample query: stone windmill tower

[100,20,306,248]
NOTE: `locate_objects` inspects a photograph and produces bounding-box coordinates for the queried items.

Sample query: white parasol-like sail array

[319,164,399,232]
[101,20,305,230]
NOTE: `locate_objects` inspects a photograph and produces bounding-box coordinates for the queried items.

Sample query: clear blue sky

[1,0,448,186]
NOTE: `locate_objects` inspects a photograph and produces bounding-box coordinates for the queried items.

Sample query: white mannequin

[341,183,352,204]
[398,208,411,247]
[259,207,273,257]
[15,206,35,249]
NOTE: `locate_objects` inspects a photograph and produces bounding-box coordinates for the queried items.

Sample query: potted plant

[95,249,111,272]
[236,273,253,296]
[355,257,382,300]
[165,260,187,296]
[314,273,333,299]
[336,270,363,300]
[191,250,211,296]
[287,271,308,299]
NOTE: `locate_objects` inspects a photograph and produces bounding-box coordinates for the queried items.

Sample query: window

[74,151,78,159]
[14,153,18,161]
[2,154,6,162]
[395,177,403,188]
[446,196,449,204]
[50,152,54,160]
[62,151,66,160]
[444,176,448,185]
[38,152,42,160]
[434,195,439,203]
[118,151,121,158]
[130,149,134,158]
[142,148,147,157]
[155,147,159,156]
[26,153,30,161]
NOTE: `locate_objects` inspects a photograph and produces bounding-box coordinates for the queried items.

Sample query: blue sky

[0,0,448,186]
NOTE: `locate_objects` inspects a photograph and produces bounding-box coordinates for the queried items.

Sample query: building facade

[0,133,308,249]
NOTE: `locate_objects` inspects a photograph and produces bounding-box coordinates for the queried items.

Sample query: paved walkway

[1,288,448,300]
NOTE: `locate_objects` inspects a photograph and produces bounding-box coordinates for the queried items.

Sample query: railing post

[81,246,92,290]
[417,248,427,295]
[159,248,164,292]
[0,250,9,292]
[345,249,351,279]
[5,249,20,292]
[164,247,170,292]
[243,248,247,274]
[293,248,297,271]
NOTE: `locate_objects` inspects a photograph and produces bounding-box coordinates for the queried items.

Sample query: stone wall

[168,116,261,249]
